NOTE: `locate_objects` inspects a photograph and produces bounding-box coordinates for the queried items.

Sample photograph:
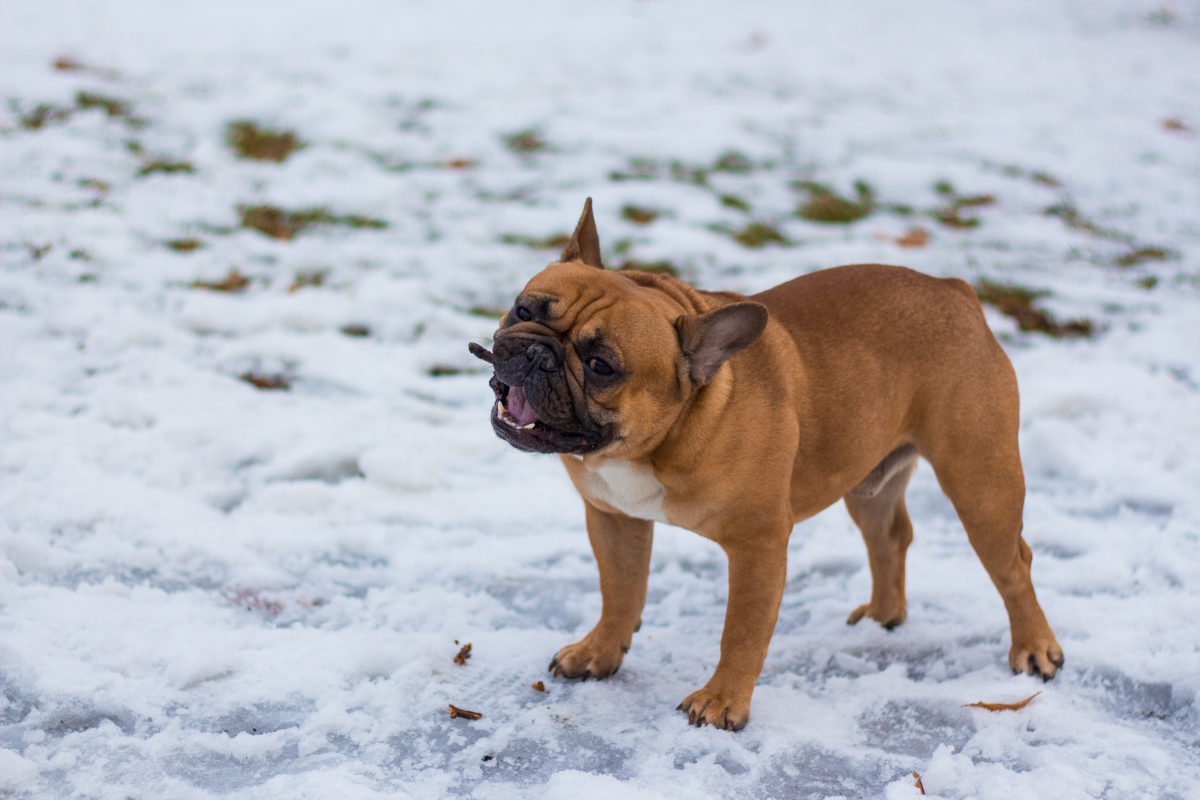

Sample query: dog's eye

[588,357,613,376]
[515,306,532,322]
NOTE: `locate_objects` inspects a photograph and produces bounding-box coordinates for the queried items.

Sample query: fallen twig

[446,704,482,720]
[468,342,495,364]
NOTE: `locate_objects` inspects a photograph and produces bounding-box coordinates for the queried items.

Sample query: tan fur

[501,207,1062,732]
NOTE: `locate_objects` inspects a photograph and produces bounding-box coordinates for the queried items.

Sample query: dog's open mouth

[488,375,601,454]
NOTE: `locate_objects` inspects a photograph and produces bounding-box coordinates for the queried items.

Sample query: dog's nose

[525,342,559,372]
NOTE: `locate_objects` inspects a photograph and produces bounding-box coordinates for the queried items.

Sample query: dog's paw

[1009,637,1064,681]
[549,631,627,680]
[846,602,907,630]
[677,682,751,731]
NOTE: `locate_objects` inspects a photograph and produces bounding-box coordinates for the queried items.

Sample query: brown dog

[470,198,1063,731]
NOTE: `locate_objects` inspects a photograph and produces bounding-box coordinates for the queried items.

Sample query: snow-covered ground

[2,1,1199,797]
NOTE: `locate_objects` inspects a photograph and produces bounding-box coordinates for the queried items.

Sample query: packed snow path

[2,1,1199,797]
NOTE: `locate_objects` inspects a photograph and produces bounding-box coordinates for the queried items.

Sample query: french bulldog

[469,198,1063,730]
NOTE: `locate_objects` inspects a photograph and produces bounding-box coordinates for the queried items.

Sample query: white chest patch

[585,460,670,523]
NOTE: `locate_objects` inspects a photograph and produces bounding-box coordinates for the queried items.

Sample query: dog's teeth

[497,401,506,415]
[522,423,536,429]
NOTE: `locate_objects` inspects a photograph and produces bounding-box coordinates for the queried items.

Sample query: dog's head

[472,199,767,457]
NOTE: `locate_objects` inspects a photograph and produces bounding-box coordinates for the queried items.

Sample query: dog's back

[751,263,1020,519]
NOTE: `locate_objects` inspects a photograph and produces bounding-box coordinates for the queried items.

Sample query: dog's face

[488,262,688,456]
[474,199,768,458]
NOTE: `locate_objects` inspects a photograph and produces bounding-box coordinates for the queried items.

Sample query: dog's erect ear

[559,197,604,269]
[676,302,769,385]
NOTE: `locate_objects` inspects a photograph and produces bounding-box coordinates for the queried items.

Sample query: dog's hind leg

[844,447,919,629]
[925,420,1064,680]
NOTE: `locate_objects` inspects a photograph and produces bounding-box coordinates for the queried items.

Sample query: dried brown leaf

[531,681,546,692]
[895,227,929,248]
[913,771,926,794]
[453,643,472,666]
[191,270,249,293]
[227,589,283,615]
[963,691,1041,712]
[240,373,291,391]
[53,56,119,80]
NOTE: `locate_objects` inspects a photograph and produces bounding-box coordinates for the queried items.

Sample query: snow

[1,0,1199,797]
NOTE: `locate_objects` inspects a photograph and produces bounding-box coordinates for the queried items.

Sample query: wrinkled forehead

[521,263,681,359]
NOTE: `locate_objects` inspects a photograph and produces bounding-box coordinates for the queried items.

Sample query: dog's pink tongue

[507,386,539,426]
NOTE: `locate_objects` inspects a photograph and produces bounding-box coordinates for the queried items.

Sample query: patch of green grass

[499,232,571,250]
[166,238,204,253]
[929,183,996,229]
[712,150,752,173]
[427,365,490,377]
[239,205,387,240]
[670,160,707,186]
[718,222,788,248]
[138,159,195,177]
[609,158,657,182]
[795,180,874,224]
[18,91,139,130]
[340,324,372,337]
[1136,275,1159,290]
[466,305,507,319]
[26,243,52,261]
[621,205,660,225]
[1114,247,1176,267]
[974,279,1093,339]
[288,269,329,292]
[1043,202,1130,242]
[19,103,72,130]
[932,209,981,229]
[955,194,995,209]
[503,129,546,154]
[227,121,303,162]
[618,260,680,278]
[75,91,128,118]
[720,194,751,212]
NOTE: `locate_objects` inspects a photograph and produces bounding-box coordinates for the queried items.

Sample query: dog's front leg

[679,533,789,731]
[550,501,653,680]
